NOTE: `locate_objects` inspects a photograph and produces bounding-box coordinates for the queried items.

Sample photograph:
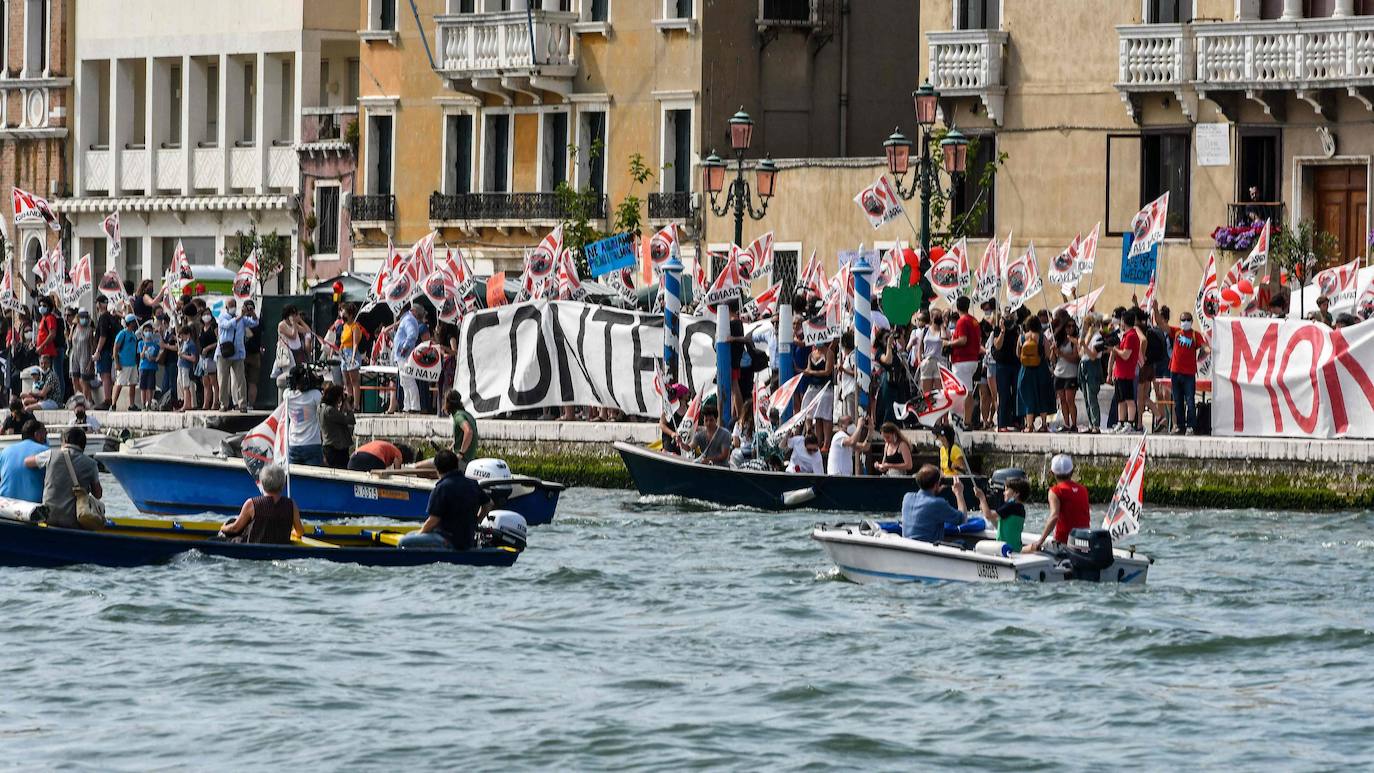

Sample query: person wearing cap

[901,464,968,543]
[1314,295,1334,326]
[216,297,259,412]
[93,296,119,408]
[112,314,141,409]
[1027,454,1091,553]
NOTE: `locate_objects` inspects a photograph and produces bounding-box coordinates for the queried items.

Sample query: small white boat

[812,522,1151,585]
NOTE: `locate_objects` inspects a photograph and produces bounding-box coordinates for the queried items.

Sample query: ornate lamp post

[703,108,778,248]
[883,82,969,305]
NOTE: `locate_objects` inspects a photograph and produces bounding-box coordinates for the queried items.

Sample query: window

[1259,0,1284,16]
[206,64,219,143]
[578,110,606,195]
[483,113,510,193]
[950,134,996,239]
[445,114,473,195]
[541,112,568,191]
[368,114,394,195]
[169,65,182,145]
[243,63,256,145]
[762,0,811,22]
[1147,0,1191,23]
[663,108,692,193]
[666,0,692,18]
[956,0,998,30]
[1304,0,1335,16]
[1237,130,1279,204]
[772,248,799,293]
[375,0,397,31]
[1141,131,1190,238]
[315,185,340,255]
[24,0,47,76]
[589,0,608,22]
[453,0,475,11]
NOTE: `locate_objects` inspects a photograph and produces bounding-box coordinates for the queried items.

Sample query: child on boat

[973,476,1029,552]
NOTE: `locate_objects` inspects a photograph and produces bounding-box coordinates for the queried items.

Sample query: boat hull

[96,452,561,525]
[0,517,519,568]
[812,525,1150,585]
[615,442,996,513]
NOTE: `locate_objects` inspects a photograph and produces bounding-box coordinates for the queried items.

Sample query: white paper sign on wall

[1195,123,1230,167]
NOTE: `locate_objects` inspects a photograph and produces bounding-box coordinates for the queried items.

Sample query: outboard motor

[479,510,528,551]
[466,458,514,505]
[989,467,1027,495]
[1062,528,1114,582]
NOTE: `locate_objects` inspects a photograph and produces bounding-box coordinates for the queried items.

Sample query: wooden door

[1313,165,1368,262]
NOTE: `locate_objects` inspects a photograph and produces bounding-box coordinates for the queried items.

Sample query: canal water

[1,481,1371,769]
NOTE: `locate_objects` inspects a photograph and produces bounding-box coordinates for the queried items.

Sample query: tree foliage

[922,131,1008,248]
[555,145,654,276]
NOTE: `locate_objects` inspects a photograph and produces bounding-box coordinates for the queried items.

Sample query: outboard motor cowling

[479,510,527,551]
[989,467,1027,495]
[1063,528,1114,582]
[466,458,514,504]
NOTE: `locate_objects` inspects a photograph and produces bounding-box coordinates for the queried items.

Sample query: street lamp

[705,107,776,247]
[886,81,969,307]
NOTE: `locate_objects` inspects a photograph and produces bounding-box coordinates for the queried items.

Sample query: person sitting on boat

[398,450,490,550]
[347,439,415,472]
[658,383,689,454]
[0,420,48,503]
[729,408,757,468]
[786,433,824,474]
[874,422,913,476]
[973,476,1030,553]
[901,464,968,543]
[1,397,36,436]
[25,427,102,530]
[691,405,733,466]
[934,425,970,477]
[217,463,305,544]
[1026,454,1091,554]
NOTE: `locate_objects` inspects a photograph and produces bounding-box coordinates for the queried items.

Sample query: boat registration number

[977,563,1001,580]
[354,485,409,502]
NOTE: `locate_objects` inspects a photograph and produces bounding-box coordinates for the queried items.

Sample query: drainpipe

[838,1,850,155]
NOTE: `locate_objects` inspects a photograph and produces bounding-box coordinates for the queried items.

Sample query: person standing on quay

[216,298,258,412]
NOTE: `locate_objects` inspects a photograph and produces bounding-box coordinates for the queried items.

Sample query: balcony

[434,10,578,102]
[351,193,395,224]
[648,191,695,221]
[301,106,358,149]
[1194,16,1374,117]
[927,29,1009,126]
[1116,24,1197,120]
[83,147,111,192]
[1227,201,1286,227]
[429,191,607,234]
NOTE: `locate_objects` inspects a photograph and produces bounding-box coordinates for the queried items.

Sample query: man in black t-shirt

[0,398,35,436]
[93,297,120,408]
[398,450,490,550]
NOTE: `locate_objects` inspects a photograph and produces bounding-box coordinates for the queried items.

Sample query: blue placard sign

[585,232,637,277]
[1119,232,1158,286]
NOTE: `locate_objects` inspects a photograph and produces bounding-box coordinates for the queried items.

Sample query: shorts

[96,352,113,375]
[952,361,978,395]
[918,357,940,381]
[347,451,386,472]
[178,368,194,393]
[117,365,137,386]
[1054,376,1080,391]
[138,369,157,391]
[801,383,835,422]
[202,356,217,375]
[244,353,261,385]
[1114,379,1136,403]
[341,347,361,372]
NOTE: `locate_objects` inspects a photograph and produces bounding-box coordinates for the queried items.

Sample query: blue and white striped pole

[777,301,794,420]
[852,253,874,413]
[716,303,733,428]
[662,252,684,383]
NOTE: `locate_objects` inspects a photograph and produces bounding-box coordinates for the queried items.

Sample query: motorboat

[97,428,562,525]
[812,520,1151,584]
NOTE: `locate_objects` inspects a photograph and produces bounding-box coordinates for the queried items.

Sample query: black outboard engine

[1062,528,1114,582]
[479,510,528,551]
[989,467,1027,495]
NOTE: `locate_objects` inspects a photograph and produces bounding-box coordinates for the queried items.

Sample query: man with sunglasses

[1168,312,1209,435]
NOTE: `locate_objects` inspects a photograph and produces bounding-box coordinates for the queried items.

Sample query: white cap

[1050,454,1074,477]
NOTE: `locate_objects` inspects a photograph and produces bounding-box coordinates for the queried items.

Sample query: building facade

[54,0,358,291]
[2,0,71,279]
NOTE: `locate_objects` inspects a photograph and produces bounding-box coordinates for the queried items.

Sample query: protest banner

[585,232,637,277]
[1212,317,1374,439]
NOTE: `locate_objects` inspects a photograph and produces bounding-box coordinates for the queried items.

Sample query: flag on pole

[893,364,968,426]
[1313,257,1362,308]
[171,240,192,283]
[0,264,17,311]
[743,280,783,321]
[242,403,291,480]
[1127,192,1169,259]
[1195,251,1220,335]
[12,187,60,232]
[929,237,970,304]
[1047,233,1082,286]
[702,246,744,312]
[234,249,261,302]
[853,176,905,228]
[528,225,562,280]
[1004,243,1044,312]
[973,238,1000,304]
[102,212,122,262]
[1052,285,1105,324]
[646,223,677,283]
[747,231,775,280]
[1140,269,1158,315]
[1063,222,1101,298]
[1102,433,1147,544]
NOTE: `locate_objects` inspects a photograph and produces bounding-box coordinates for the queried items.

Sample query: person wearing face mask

[93,296,119,409]
[112,315,141,410]
[1168,313,1209,435]
[137,323,161,411]
[198,310,219,410]
[68,310,95,404]
[33,300,58,363]
[826,412,867,476]
[216,298,259,412]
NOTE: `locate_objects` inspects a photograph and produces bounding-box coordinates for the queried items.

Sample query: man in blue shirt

[901,464,969,543]
[0,421,49,503]
[391,303,428,413]
[216,298,259,412]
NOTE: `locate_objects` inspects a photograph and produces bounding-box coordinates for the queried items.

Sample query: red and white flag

[12,187,59,232]
[732,243,756,282]
[98,270,127,307]
[853,175,905,229]
[32,248,52,288]
[1063,222,1101,297]
[746,232,774,279]
[1195,250,1220,335]
[744,280,783,321]
[1355,274,1374,320]
[1313,257,1362,308]
[528,225,562,280]
[1053,285,1105,324]
[799,249,828,299]
[646,223,678,282]
[556,248,588,302]
[242,403,291,480]
[1047,233,1082,286]
[102,212,122,261]
[997,231,1014,275]
[1127,192,1169,259]
[702,247,744,311]
[1223,219,1271,288]
[408,231,437,283]
[68,254,93,298]
[423,265,462,323]
[444,247,478,303]
[171,240,192,283]
[1003,243,1044,312]
[930,237,970,304]
[801,283,844,344]
[1140,269,1158,316]
[1102,432,1147,543]
[973,238,1000,304]
[0,264,16,311]
[893,364,968,427]
[234,249,260,303]
[875,247,903,291]
[768,373,805,418]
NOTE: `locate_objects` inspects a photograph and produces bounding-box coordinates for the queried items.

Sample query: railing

[927,29,1009,93]
[758,0,814,25]
[229,145,258,190]
[429,191,607,221]
[648,191,694,220]
[268,145,297,189]
[301,105,358,143]
[120,148,147,192]
[192,146,223,191]
[1117,23,1193,87]
[435,10,576,74]
[155,149,184,192]
[83,149,111,191]
[1194,17,1374,88]
[351,193,396,222]
[1227,201,1286,227]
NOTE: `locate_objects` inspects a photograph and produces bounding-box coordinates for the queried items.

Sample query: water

[2,481,1372,770]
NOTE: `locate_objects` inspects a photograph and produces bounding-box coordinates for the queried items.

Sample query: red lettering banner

[1213,317,1374,438]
